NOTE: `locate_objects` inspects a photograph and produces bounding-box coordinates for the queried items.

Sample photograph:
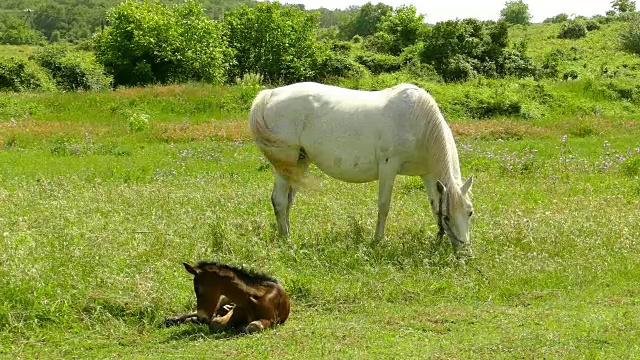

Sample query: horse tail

[248,89,302,183]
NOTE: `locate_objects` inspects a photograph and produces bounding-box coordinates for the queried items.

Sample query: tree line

[1,0,639,93]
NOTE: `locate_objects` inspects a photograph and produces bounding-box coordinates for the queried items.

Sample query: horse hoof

[209,320,226,332]
[245,321,264,334]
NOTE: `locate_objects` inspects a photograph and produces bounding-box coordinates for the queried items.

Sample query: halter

[436,189,462,247]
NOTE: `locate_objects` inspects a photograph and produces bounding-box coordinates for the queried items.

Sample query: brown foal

[175,261,290,334]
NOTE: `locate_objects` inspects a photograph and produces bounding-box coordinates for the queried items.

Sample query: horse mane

[195,261,279,286]
[409,85,463,190]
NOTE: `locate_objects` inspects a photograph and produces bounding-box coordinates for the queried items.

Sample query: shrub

[354,51,402,75]
[620,14,640,55]
[543,13,569,24]
[421,19,534,82]
[497,46,538,78]
[94,0,230,86]
[128,112,150,133]
[33,45,112,91]
[315,51,367,81]
[558,19,588,39]
[585,19,601,31]
[0,57,56,92]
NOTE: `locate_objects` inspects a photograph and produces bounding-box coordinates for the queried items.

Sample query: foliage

[224,2,320,84]
[32,44,112,91]
[619,13,640,54]
[128,112,150,133]
[543,13,569,24]
[421,19,535,82]
[499,0,532,25]
[611,0,637,13]
[93,0,230,86]
[337,2,392,39]
[585,19,602,31]
[0,56,55,92]
[371,5,425,55]
[314,49,368,81]
[558,19,588,39]
[354,51,402,74]
[0,12,46,45]
[0,0,257,43]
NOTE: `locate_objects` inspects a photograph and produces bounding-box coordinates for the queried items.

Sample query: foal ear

[436,180,447,196]
[461,175,473,195]
[183,262,199,276]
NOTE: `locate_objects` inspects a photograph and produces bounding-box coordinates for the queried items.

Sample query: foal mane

[195,261,279,286]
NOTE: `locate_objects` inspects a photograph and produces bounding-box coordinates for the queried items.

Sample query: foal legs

[245,319,273,334]
[374,160,399,240]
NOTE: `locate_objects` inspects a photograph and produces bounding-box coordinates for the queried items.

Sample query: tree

[421,19,536,82]
[611,0,637,13]
[224,2,320,84]
[338,2,392,39]
[94,0,230,86]
[499,0,532,25]
[372,5,425,55]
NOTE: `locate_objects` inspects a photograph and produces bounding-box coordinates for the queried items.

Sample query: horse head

[436,176,474,255]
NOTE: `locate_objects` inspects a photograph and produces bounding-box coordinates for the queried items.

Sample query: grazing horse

[171,261,290,334]
[249,82,473,253]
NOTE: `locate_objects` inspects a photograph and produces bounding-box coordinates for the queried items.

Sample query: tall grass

[1,84,640,358]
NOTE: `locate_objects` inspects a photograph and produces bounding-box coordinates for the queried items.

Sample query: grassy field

[1,84,639,358]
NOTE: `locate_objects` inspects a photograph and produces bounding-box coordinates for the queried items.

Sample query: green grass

[0,44,39,59]
[1,85,640,358]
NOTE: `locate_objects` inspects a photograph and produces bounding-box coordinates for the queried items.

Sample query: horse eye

[469,211,474,217]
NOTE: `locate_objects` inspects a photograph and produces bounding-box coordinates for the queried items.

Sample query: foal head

[436,176,474,254]
[183,262,226,322]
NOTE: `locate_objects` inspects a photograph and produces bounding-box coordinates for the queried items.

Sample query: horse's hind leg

[245,319,273,334]
[272,172,291,237]
[271,150,309,237]
[285,157,310,226]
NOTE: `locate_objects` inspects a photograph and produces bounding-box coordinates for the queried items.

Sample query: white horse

[248,82,473,253]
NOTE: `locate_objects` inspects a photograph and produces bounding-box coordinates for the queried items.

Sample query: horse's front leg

[375,160,399,240]
[209,308,234,332]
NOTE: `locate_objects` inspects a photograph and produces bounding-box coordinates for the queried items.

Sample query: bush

[543,13,569,24]
[620,14,640,55]
[558,19,588,39]
[128,112,150,133]
[94,0,230,86]
[33,45,112,91]
[315,50,367,81]
[585,19,601,31]
[225,2,320,84]
[421,19,535,82]
[440,55,477,82]
[354,51,403,75]
[0,57,56,92]
[497,46,538,78]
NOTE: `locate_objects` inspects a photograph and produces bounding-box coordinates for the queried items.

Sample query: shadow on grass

[160,322,246,342]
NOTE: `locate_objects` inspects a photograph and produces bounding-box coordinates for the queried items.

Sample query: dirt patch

[153,121,250,142]
[451,121,551,140]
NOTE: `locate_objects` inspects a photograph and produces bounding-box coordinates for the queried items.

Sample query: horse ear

[436,180,447,196]
[183,263,198,276]
[461,175,473,195]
